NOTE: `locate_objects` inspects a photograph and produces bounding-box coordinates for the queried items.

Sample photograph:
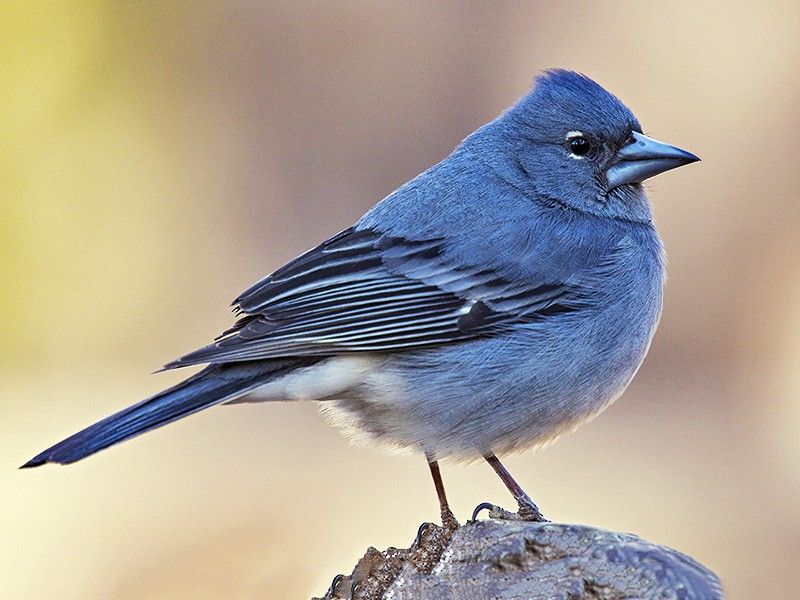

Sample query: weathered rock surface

[316,519,723,600]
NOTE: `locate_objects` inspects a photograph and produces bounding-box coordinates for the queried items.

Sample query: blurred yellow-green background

[4,2,799,598]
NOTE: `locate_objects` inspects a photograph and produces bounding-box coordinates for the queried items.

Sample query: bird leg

[482,452,548,522]
[427,455,459,530]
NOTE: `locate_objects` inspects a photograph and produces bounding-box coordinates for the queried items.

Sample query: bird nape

[22,69,699,526]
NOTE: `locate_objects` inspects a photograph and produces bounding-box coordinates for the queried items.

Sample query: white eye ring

[566,131,590,159]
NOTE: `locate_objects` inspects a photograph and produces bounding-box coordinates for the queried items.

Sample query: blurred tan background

[3,2,799,598]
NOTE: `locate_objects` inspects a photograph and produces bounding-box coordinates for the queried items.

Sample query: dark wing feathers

[234,228,382,312]
[165,227,577,368]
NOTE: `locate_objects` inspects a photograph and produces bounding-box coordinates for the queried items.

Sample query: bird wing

[164,226,578,368]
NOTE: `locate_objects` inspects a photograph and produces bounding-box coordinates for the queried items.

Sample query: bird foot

[470,501,548,523]
[440,507,460,531]
[411,509,459,552]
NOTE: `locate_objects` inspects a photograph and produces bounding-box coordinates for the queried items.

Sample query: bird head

[497,69,699,223]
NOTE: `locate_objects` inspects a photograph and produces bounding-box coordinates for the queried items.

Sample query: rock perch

[316,519,723,600]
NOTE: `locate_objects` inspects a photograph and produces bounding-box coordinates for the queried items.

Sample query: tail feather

[21,359,315,468]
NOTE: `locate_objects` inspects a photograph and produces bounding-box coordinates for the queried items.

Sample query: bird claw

[412,522,433,548]
[326,573,344,598]
[470,502,498,522]
[470,501,548,523]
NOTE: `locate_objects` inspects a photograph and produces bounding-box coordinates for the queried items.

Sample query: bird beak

[605,131,700,190]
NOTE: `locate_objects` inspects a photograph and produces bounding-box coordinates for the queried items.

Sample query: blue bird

[22,70,698,525]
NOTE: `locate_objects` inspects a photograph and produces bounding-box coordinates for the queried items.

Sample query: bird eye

[568,136,591,156]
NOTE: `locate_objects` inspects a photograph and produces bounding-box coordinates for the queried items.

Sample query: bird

[22,69,699,526]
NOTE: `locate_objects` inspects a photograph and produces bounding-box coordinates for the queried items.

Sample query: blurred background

[3,2,799,598]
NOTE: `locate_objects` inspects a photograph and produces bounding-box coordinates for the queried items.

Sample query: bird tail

[21,359,314,468]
